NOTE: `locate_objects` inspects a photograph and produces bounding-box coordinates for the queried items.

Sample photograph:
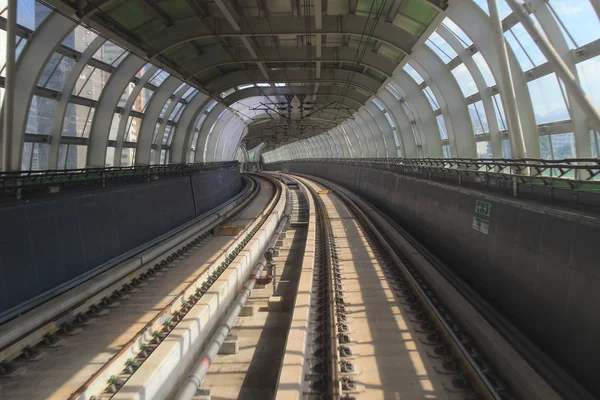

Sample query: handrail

[266,158,600,202]
[0,162,240,198]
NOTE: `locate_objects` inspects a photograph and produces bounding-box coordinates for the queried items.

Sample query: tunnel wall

[267,161,600,395]
[0,167,241,317]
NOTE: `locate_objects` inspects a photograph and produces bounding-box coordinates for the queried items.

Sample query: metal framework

[0,0,599,172]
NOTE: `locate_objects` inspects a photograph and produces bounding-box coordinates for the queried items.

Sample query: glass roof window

[62,25,98,53]
[182,88,198,101]
[451,64,478,97]
[471,0,512,19]
[159,98,173,119]
[504,23,547,71]
[442,17,472,47]
[426,31,457,63]
[423,86,440,110]
[386,83,403,101]
[372,98,385,111]
[221,88,236,97]
[576,55,600,110]
[548,0,600,49]
[274,83,286,87]
[150,70,169,87]
[528,72,570,124]
[256,83,271,87]
[468,101,489,135]
[492,94,508,131]
[238,84,255,90]
[436,114,448,140]
[472,52,496,87]
[93,41,127,67]
[403,63,425,84]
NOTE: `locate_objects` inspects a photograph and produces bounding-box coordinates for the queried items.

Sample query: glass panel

[150,70,169,86]
[476,141,493,158]
[182,87,198,101]
[30,143,49,170]
[169,102,184,121]
[119,82,136,108]
[61,144,87,169]
[109,113,120,141]
[442,17,472,47]
[62,103,94,138]
[539,135,553,159]
[162,125,173,145]
[63,25,97,52]
[39,53,75,91]
[159,99,173,119]
[27,96,57,135]
[492,94,507,130]
[442,144,451,158]
[93,41,126,66]
[528,73,570,124]
[470,0,511,18]
[16,0,51,30]
[451,64,478,97]
[591,130,600,158]
[426,31,457,63]
[472,53,496,87]
[132,87,154,113]
[549,0,600,48]
[386,83,402,100]
[21,142,33,170]
[403,63,424,84]
[372,98,385,111]
[384,113,396,130]
[423,86,440,109]
[436,114,448,140]
[121,148,135,166]
[125,116,141,142]
[505,23,547,70]
[551,132,576,159]
[576,55,600,110]
[105,147,115,167]
[75,68,111,100]
[502,138,512,158]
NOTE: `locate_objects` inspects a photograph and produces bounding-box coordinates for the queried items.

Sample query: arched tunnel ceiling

[46,0,447,152]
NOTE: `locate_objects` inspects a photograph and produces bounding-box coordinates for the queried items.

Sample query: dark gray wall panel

[268,161,600,396]
[0,168,241,317]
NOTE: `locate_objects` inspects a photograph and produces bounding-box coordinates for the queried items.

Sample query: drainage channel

[294,174,513,400]
[0,175,277,400]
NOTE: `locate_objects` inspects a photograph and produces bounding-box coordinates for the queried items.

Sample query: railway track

[0,172,569,400]
[0,174,283,399]
[293,174,513,400]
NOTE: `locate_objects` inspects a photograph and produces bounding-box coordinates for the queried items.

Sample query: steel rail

[290,173,512,400]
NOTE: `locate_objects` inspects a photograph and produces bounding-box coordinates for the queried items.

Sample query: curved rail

[0,175,282,399]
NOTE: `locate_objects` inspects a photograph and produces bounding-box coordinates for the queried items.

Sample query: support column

[2,0,16,171]
[505,0,600,133]
[488,0,526,158]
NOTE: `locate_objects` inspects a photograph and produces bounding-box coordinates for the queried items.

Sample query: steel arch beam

[88,54,146,167]
[181,47,397,79]
[48,36,106,169]
[114,65,159,166]
[207,69,382,97]
[169,91,209,163]
[195,105,227,162]
[448,0,538,157]
[135,76,180,165]
[223,86,368,111]
[437,24,502,157]
[0,12,76,170]
[146,15,417,57]
[377,90,417,157]
[391,70,443,157]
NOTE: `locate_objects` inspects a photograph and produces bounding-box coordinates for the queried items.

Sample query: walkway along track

[277,173,564,400]
[0,174,284,399]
